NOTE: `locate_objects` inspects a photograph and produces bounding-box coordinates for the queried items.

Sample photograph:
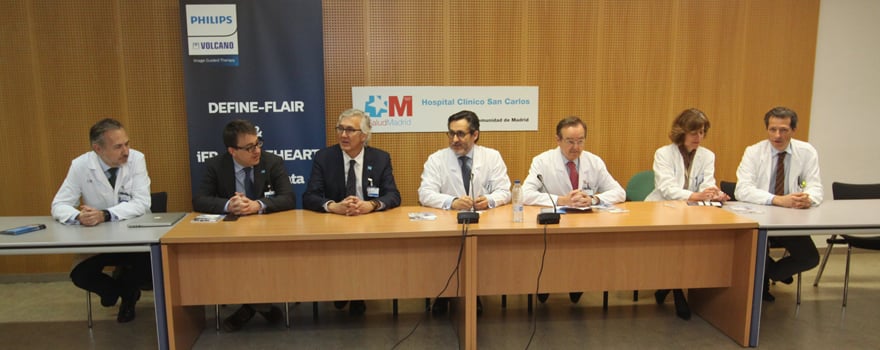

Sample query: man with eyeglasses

[522,116,626,304]
[192,119,296,331]
[418,110,511,315]
[51,118,153,324]
[735,106,822,302]
[303,108,401,315]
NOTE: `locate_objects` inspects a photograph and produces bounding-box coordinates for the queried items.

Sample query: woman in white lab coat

[646,108,729,321]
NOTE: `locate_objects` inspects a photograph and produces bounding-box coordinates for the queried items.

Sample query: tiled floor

[1,249,878,349]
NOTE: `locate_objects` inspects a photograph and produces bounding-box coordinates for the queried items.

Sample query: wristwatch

[102,210,111,222]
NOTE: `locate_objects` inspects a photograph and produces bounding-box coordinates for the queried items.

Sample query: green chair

[626,170,655,202]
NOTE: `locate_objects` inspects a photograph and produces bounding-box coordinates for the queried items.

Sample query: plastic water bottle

[512,180,524,223]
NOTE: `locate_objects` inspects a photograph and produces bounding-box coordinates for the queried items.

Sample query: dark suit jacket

[192,152,296,214]
[302,144,401,212]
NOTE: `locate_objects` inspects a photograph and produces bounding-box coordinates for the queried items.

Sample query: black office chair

[86,192,167,328]
[812,182,880,307]
[719,181,737,201]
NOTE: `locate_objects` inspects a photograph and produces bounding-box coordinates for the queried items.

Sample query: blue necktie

[244,167,257,199]
[459,156,471,195]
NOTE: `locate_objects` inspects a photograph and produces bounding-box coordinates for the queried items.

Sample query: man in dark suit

[303,108,401,315]
[192,119,296,332]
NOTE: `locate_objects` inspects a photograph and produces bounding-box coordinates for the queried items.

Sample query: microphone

[457,171,479,224]
[536,174,560,225]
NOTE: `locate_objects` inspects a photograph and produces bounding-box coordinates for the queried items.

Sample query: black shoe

[569,292,583,304]
[432,298,450,315]
[537,293,549,303]
[222,305,256,332]
[763,278,776,302]
[779,276,794,285]
[349,300,366,316]
[116,289,140,323]
[259,306,284,325]
[672,289,691,321]
[654,289,671,304]
[333,300,349,309]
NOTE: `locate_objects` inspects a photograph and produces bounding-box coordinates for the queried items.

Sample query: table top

[162,202,758,244]
[723,199,880,235]
[0,216,171,254]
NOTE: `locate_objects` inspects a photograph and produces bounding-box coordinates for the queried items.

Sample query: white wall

[810,0,880,195]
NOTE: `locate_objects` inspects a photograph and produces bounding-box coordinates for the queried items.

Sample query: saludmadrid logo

[186,4,239,66]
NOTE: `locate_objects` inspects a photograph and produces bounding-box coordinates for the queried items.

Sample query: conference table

[0,216,171,350]
[723,199,880,347]
[161,202,758,349]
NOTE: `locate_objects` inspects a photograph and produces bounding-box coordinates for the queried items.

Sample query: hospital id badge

[366,186,380,198]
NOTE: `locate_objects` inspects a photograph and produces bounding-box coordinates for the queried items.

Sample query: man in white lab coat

[735,106,822,302]
[51,118,152,323]
[418,110,511,211]
[418,110,511,315]
[522,116,626,304]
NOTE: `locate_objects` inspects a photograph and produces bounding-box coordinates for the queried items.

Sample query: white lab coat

[522,147,626,207]
[735,139,823,206]
[418,145,511,209]
[645,144,718,201]
[51,149,152,223]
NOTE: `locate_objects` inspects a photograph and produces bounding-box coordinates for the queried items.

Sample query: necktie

[107,167,118,189]
[244,167,257,199]
[459,156,471,195]
[566,161,578,190]
[346,160,357,196]
[774,152,786,196]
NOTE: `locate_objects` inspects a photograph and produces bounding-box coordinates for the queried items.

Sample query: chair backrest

[626,170,655,202]
[720,181,737,201]
[832,182,880,200]
[150,192,168,213]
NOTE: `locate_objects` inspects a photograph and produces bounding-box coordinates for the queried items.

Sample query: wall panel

[1,0,819,273]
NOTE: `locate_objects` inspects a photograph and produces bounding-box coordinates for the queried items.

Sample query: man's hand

[473,195,490,210]
[451,196,475,211]
[329,196,376,216]
[77,205,105,226]
[559,189,591,207]
[228,193,260,216]
[772,193,812,209]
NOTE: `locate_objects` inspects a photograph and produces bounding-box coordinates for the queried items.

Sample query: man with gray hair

[303,108,401,315]
[51,118,152,323]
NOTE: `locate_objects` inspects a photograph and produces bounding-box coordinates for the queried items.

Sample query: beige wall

[0,0,819,273]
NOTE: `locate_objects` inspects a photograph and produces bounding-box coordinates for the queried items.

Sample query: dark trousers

[766,236,820,281]
[69,252,152,301]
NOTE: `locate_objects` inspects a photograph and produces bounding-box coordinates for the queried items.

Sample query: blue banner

[180,0,325,208]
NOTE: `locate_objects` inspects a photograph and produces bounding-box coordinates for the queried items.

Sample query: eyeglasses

[561,138,585,146]
[335,126,362,135]
[447,130,472,139]
[233,140,263,153]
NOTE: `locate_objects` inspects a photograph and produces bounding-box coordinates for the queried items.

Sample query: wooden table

[475,202,757,347]
[162,203,758,349]
[161,207,472,349]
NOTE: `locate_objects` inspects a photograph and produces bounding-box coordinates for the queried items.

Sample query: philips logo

[364,95,412,118]
[185,4,239,58]
[190,15,233,25]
